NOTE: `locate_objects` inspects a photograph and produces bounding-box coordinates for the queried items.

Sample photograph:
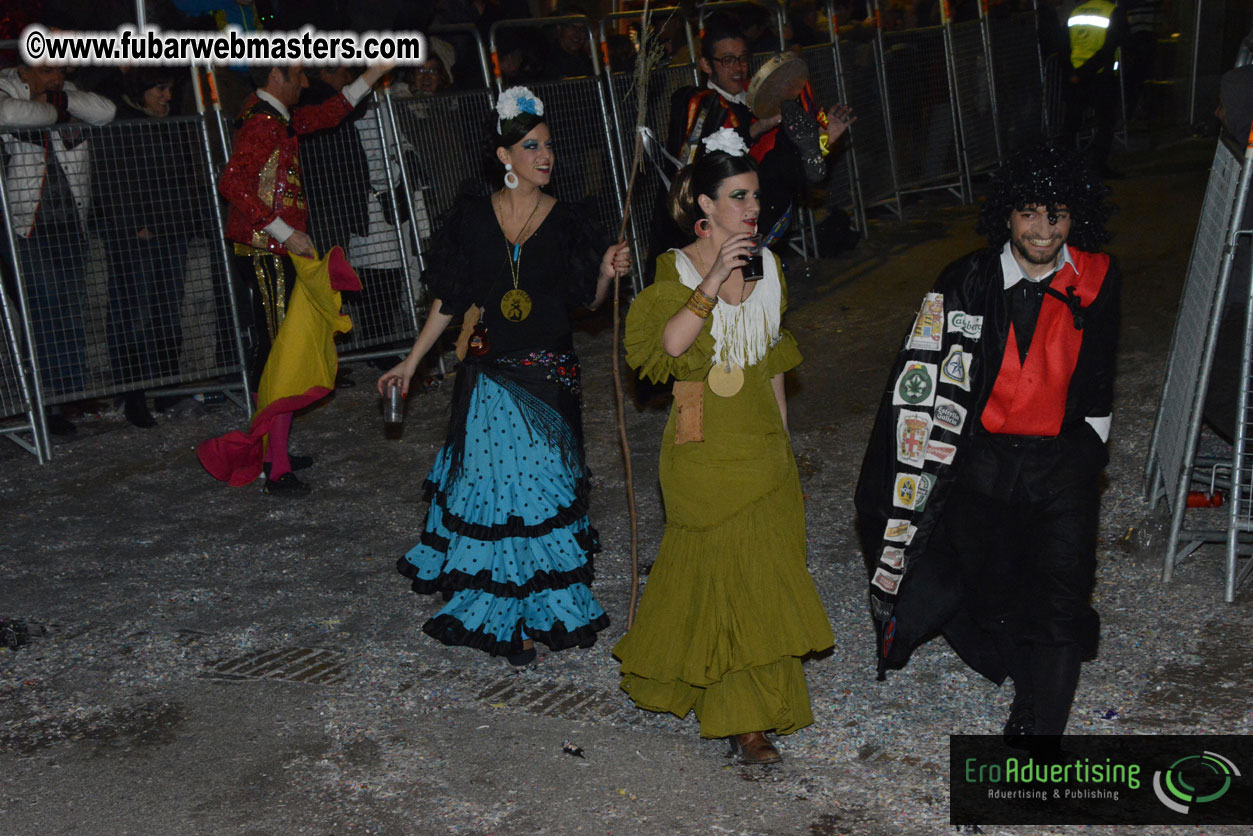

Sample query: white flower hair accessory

[496,86,544,133]
[702,127,749,157]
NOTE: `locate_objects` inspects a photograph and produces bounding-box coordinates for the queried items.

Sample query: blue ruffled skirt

[398,354,608,656]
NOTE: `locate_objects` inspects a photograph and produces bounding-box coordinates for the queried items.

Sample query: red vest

[980,249,1110,436]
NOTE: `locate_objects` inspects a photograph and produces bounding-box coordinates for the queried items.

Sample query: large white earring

[504,163,519,190]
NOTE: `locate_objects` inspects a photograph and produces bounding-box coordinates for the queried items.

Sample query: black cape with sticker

[852,247,1120,682]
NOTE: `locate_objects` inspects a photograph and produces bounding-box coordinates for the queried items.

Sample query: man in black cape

[853,146,1119,749]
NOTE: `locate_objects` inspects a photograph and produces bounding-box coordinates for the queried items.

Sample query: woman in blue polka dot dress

[378,87,631,665]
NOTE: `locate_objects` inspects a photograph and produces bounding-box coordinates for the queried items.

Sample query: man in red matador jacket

[853,146,1119,755]
[217,60,391,496]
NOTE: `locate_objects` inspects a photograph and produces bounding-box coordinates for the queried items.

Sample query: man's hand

[285,230,316,259]
[360,62,399,88]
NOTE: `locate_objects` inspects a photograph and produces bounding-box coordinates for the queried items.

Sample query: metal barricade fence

[877,21,965,197]
[0,115,245,456]
[947,18,1001,176]
[387,89,497,253]
[987,10,1047,150]
[298,98,421,358]
[0,282,41,460]
[527,74,629,245]
[603,61,700,295]
[1144,135,1251,601]
[836,32,900,216]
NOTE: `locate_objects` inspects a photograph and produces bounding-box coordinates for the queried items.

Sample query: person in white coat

[0,63,115,434]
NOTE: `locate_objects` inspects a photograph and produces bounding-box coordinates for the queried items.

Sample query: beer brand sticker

[947,309,983,339]
[893,473,918,509]
[892,361,937,407]
[880,546,905,570]
[896,410,932,467]
[908,292,944,351]
[871,566,901,594]
[933,396,967,434]
[883,518,914,543]
[925,440,958,465]
[940,344,971,391]
[913,472,936,512]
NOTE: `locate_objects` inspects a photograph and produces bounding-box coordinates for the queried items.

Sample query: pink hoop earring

[695,218,711,239]
[504,163,519,190]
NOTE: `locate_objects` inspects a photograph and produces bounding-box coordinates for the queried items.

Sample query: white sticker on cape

[908,293,944,351]
[892,361,937,407]
[880,545,906,570]
[883,518,915,543]
[939,344,972,391]
[913,472,936,512]
[896,410,932,468]
[933,396,967,434]
[947,310,983,339]
[925,440,958,465]
[871,566,901,594]
[893,473,918,509]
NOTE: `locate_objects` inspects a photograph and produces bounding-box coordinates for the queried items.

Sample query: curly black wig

[976,145,1113,252]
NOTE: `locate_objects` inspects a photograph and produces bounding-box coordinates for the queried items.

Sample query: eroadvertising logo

[1152,751,1241,814]
[950,736,1253,825]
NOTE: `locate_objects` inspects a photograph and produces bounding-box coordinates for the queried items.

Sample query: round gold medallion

[500,289,532,322]
[707,362,744,397]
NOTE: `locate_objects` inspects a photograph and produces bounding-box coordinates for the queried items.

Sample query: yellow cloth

[197,247,359,486]
[254,248,357,418]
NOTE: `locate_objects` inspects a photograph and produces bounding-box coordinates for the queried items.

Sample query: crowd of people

[2,0,1216,771]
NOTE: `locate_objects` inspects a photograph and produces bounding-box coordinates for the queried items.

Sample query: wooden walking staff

[611,0,670,629]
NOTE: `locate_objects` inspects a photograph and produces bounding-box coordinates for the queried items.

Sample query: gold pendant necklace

[693,246,747,398]
[497,194,540,323]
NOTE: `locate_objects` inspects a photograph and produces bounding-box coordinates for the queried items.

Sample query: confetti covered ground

[2,135,1250,835]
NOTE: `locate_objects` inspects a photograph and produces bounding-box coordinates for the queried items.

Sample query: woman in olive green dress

[614,131,833,765]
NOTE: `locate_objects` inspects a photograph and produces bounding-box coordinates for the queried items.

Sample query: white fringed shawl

[671,248,782,369]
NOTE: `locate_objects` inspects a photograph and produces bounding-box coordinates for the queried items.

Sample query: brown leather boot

[729,731,782,765]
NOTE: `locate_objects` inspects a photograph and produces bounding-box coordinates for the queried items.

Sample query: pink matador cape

[197,247,361,485]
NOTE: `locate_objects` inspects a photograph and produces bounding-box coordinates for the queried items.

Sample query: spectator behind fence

[543,6,594,80]
[346,88,420,355]
[216,60,392,496]
[299,65,371,259]
[411,38,456,94]
[0,62,116,436]
[91,67,211,428]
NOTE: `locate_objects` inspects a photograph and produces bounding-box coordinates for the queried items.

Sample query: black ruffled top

[424,193,607,356]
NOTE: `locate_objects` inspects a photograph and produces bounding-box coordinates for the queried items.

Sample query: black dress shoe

[262,472,311,497]
[47,412,76,436]
[506,647,537,667]
[123,393,157,428]
[263,454,313,477]
[1003,694,1035,748]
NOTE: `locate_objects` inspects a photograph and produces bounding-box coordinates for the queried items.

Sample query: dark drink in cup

[743,233,764,281]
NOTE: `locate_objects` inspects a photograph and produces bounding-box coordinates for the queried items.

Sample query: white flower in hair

[702,127,749,157]
[497,86,544,122]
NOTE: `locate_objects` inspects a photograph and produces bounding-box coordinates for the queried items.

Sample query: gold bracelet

[686,289,716,316]
[685,290,715,319]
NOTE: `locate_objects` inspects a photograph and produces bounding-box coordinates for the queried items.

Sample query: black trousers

[933,429,1105,734]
